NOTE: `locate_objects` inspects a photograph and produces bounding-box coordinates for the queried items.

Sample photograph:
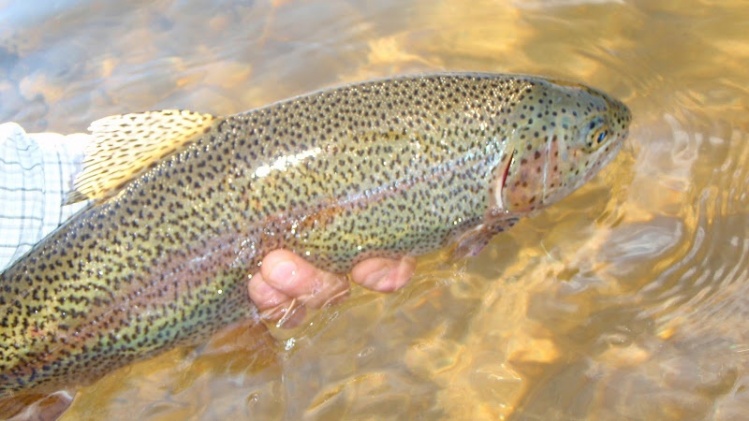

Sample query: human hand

[248,250,416,327]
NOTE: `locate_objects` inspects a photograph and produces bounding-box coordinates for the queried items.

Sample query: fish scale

[0,73,630,399]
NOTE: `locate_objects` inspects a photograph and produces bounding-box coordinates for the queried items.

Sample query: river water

[1,0,748,419]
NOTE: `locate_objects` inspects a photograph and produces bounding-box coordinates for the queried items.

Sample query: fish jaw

[497,81,631,214]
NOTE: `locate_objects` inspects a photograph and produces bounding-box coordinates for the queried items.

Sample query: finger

[247,271,292,312]
[260,249,325,297]
[248,272,307,327]
[351,256,416,292]
[261,249,350,308]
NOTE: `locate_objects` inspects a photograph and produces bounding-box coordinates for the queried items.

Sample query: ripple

[634,120,749,328]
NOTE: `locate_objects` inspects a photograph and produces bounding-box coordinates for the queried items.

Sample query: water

[2,0,748,419]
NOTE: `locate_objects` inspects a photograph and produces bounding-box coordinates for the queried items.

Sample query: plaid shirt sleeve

[0,122,92,271]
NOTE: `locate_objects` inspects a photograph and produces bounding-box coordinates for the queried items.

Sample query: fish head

[496,79,631,214]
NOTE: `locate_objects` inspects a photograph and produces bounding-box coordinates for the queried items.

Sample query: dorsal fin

[66,109,217,204]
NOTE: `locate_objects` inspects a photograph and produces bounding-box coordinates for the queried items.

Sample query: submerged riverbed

[1,0,748,419]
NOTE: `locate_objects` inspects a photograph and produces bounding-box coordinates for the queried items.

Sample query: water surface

[1,0,748,419]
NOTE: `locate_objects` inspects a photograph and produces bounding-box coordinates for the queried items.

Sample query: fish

[0,73,631,401]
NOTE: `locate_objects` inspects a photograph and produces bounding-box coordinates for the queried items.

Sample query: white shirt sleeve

[0,122,92,271]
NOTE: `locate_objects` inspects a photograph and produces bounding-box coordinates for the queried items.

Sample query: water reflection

[2,0,749,419]
[512,115,749,420]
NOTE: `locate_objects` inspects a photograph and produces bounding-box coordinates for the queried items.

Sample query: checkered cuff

[0,122,92,270]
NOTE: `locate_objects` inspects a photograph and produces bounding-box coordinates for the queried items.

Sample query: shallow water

[2,0,749,419]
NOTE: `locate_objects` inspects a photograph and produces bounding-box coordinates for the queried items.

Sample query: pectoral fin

[449,216,520,260]
[66,109,217,204]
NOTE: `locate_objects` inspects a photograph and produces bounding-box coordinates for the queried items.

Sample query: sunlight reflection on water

[2,0,749,419]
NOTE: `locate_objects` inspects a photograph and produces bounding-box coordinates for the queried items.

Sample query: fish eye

[583,116,609,152]
[597,131,607,144]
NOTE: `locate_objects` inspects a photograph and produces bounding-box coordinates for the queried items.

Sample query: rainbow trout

[0,73,630,398]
